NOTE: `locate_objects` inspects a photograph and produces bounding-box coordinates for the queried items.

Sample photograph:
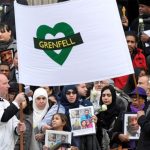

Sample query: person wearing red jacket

[114,31,147,90]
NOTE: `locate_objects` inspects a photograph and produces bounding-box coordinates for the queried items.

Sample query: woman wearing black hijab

[96,85,121,149]
[60,85,101,150]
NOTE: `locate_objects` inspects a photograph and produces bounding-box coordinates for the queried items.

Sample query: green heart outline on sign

[36,22,75,65]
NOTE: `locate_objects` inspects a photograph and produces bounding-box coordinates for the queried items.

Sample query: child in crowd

[43,113,78,150]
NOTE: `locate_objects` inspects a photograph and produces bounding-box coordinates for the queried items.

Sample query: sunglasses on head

[66,91,77,95]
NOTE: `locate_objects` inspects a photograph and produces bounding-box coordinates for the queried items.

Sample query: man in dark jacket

[130,0,150,33]
[137,108,150,150]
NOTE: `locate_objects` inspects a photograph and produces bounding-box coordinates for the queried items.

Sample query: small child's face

[81,120,87,127]
[52,114,64,130]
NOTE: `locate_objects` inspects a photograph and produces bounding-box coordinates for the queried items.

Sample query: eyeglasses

[66,91,77,95]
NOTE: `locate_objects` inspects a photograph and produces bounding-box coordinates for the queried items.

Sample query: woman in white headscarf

[30,88,49,150]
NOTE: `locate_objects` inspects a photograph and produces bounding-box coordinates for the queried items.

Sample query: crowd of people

[0,0,150,150]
